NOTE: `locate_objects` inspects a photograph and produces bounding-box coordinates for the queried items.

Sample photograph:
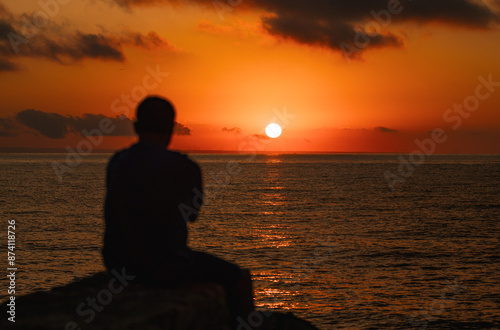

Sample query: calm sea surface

[1,153,499,329]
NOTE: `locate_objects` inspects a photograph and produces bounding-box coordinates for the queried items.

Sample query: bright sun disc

[265,123,282,138]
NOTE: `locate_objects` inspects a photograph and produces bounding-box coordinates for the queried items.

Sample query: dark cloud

[75,33,125,62]
[112,0,499,55]
[375,126,398,133]
[259,0,498,55]
[0,4,177,70]
[0,17,15,36]
[397,0,499,27]
[16,109,70,139]
[253,0,499,27]
[174,122,191,135]
[0,17,17,67]
[222,126,242,134]
[262,14,402,54]
[114,0,155,7]
[0,17,125,64]
[8,109,191,138]
[68,113,135,137]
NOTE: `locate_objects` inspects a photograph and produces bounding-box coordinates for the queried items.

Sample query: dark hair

[135,96,175,133]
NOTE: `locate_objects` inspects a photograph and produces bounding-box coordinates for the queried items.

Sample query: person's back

[103,141,202,280]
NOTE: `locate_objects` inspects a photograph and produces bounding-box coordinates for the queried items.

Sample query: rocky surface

[0,271,319,330]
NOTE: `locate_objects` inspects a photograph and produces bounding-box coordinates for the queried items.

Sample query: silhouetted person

[102,96,254,327]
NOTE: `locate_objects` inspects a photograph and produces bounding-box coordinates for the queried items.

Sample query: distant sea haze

[1,153,499,328]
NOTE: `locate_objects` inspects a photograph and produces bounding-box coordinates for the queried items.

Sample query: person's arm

[177,157,203,223]
[190,162,203,222]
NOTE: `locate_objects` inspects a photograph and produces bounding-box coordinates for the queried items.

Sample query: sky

[0,0,499,153]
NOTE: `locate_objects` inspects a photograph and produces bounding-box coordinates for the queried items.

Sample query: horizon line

[0,147,498,155]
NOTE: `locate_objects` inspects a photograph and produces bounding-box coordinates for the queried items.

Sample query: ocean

[1,153,499,329]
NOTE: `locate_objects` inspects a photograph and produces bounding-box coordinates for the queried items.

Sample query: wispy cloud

[222,126,242,134]
[375,126,399,133]
[251,133,270,140]
[0,4,179,71]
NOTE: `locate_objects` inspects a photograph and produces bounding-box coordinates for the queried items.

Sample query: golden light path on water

[251,156,303,310]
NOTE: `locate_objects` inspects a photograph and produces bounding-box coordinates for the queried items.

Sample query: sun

[265,123,282,138]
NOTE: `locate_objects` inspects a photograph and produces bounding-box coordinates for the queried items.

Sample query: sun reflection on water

[260,155,287,207]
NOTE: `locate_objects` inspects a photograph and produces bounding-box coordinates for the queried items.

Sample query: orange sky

[0,0,499,153]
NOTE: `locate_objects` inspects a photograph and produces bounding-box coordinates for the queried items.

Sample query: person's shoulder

[109,145,133,160]
[107,144,139,167]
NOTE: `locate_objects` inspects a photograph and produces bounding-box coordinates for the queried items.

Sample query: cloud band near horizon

[0,109,191,139]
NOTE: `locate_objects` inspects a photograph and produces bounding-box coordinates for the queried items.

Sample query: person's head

[134,96,175,146]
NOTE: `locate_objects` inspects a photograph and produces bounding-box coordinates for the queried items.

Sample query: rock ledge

[1,271,319,330]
